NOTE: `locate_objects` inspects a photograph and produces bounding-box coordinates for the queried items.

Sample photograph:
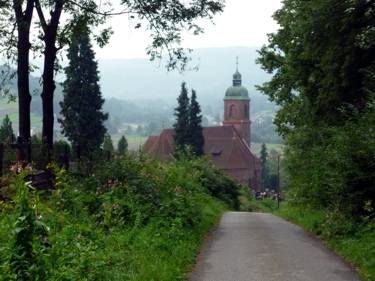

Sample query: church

[142,64,261,191]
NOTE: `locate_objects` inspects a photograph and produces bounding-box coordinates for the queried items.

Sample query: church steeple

[223,57,252,147]
[233,56,242,86]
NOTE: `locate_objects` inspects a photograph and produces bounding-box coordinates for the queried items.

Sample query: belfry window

[230,105,236,117]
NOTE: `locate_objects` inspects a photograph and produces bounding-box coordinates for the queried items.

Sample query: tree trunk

[14,0,34,142]
[39,0,64,147]
[41,41,56,146]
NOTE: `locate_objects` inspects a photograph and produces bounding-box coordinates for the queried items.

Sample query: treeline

[257,0,375,225]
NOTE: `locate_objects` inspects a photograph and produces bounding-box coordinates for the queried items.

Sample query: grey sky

[93,0,282,59]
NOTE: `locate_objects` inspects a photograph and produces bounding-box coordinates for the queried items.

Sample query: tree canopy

[0,0,225,145]
[256,0,375,220]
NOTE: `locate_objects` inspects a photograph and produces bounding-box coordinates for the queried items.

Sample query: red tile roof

[143,126,259,170]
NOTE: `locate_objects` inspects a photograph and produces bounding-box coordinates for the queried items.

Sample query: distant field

[0,99,45,134]
[111,132,148,150]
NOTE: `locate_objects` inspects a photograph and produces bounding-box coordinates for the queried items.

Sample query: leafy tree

[117,135,128,155]
[0,114,15,143]
[188,89,205,156]
[173,82,190,149]
[0,0,224,146]
[58,35,108,150]
[256,0,375,220]
[102,133,114,151]
[256,0,375,135]
[260,143,271,192]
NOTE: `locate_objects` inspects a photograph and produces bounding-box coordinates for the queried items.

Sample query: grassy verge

[274,204,375,281]
[0,151,234,280]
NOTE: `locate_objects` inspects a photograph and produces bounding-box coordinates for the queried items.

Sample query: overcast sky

[93,0,283,59]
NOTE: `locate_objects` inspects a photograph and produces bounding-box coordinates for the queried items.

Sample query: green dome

[224,71,250,100]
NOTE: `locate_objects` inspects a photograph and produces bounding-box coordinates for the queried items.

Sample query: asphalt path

[189,212,362,281]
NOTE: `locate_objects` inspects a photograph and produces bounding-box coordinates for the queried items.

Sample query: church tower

[222,58,251,147]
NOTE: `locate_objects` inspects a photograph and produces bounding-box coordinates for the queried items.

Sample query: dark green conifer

[0,114,15,143]
[173,82,190,149]
[102,133,114,151]
[188,89,205,156]
[58,35,108,150]
[117,135,128,155]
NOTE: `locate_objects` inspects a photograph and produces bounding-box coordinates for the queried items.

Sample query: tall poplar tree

[188,89,205,156]
[58,35,108,150]
[173,82,190,150]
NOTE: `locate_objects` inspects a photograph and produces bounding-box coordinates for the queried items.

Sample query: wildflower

[10,166,14,171]
[325,213,329,218]
[78,234,82,239]
[17,166,22,173]
[321,223,325,227]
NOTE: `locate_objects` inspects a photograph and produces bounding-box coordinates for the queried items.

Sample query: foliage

[260,143,271,191]
[256,0,375,135]
[1,0,224,145]
[59,35,108,149]
[188,89,205,156]
[0,146,238,279]
[102,133,114,151]
[117,135,128,155]
[173,83,205,156]
[256,0,375,223]
[2,164,49,280]
[173,82,190,150]
[0,114,15,144]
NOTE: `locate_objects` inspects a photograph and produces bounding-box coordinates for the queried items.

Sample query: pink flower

[325,214,329,218]
[17,166,22,173]
[321,224,325,227]
[78,234,82,239]
[10,166,15,171]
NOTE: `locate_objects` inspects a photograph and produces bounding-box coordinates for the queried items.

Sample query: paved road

[189,212,362,281]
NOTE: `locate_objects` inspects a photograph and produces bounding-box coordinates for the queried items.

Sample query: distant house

[143,65,261,191]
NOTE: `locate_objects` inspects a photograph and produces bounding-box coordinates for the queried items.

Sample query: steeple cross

[236,56,238,72]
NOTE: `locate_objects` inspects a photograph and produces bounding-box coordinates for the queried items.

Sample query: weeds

[0,150,232,280]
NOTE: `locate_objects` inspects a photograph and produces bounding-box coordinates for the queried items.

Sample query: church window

[230,105,236,117]
[244,105,248,117]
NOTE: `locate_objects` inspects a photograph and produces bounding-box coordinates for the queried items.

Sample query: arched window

[244,105,248,117]
[230,105,236,117]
